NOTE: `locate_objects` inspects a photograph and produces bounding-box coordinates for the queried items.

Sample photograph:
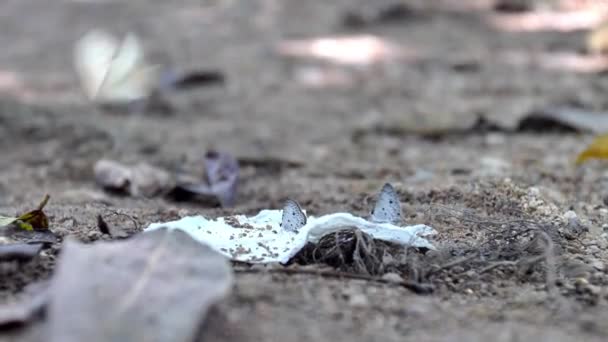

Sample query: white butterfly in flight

[73,29,161,105]
[73,29,224,106]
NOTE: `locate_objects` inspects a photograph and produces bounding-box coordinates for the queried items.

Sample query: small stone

[381,272,404,283]
[86,230,101,241]
[588,245,601,255]
[588,284,601,296]
[590,259,605,271]
[452,266,465,274]
[485,133,506,146]
[563,211,578,220]
[348,293,369,308]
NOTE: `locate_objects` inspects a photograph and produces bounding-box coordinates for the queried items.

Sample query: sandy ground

[3,0,608,340]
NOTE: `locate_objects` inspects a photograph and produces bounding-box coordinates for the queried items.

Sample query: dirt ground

[4,0,608,340]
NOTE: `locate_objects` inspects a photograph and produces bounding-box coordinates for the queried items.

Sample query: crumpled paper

[145,210,436,263]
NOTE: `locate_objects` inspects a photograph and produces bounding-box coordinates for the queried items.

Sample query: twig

[235,267,434,295]
[538,231,558,297]
[479,260,518,274]
[427,253,479,276]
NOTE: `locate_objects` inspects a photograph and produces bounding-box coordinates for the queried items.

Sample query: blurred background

[3,0,608,207]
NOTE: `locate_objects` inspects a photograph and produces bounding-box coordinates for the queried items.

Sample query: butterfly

[369,183,402,224]
[280,199,307,232]
[73,29,161,105]
[74,29,226,108]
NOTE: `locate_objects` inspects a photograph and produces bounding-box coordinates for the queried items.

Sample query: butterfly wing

[100,64,160,102]
[74,30,159,103]
[370,183,401,224]
[99,32,160,102]
[281,199,307,232]
[73,30,119,100]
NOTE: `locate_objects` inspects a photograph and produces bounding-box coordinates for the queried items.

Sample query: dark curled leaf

[171,70,225,90]
[159,69,225,92]
[517,107,608,134]
[0,243,43,262]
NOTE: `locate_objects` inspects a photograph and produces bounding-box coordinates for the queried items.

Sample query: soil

[3,0,608,341]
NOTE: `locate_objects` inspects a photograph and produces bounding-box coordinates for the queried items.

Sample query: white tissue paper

[145,210,436,263]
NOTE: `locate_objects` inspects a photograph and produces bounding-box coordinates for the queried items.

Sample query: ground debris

[171,150,240,207]
[2,229,233,342]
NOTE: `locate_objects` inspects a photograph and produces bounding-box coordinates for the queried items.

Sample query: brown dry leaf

[0,195,50,231]
[47,228,233,342]
[576,134,608,164]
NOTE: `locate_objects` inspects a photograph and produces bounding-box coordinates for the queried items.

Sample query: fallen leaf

[0,281,49,328]
[15,195,50,231]
[94,159,174,198]
[576,134,608,164]
[173,150,239,207]
[0,216,16,227]
[0,195,51,231]
[493,0,531,13]
[161,70,225,91]
[518,107,608,133]
[48,229,233,342]
[0,243,43,262]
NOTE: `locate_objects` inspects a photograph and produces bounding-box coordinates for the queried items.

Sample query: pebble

[587,245,601,255]
[590,259,605,271]
[348,293,369,308]
[86,230,101,241]
[381,272,404,283]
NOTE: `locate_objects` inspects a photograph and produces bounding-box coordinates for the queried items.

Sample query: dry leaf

[161,70,225,91]
[576,134,608,164]
[48,229,233,342]
[0,195,51,231]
